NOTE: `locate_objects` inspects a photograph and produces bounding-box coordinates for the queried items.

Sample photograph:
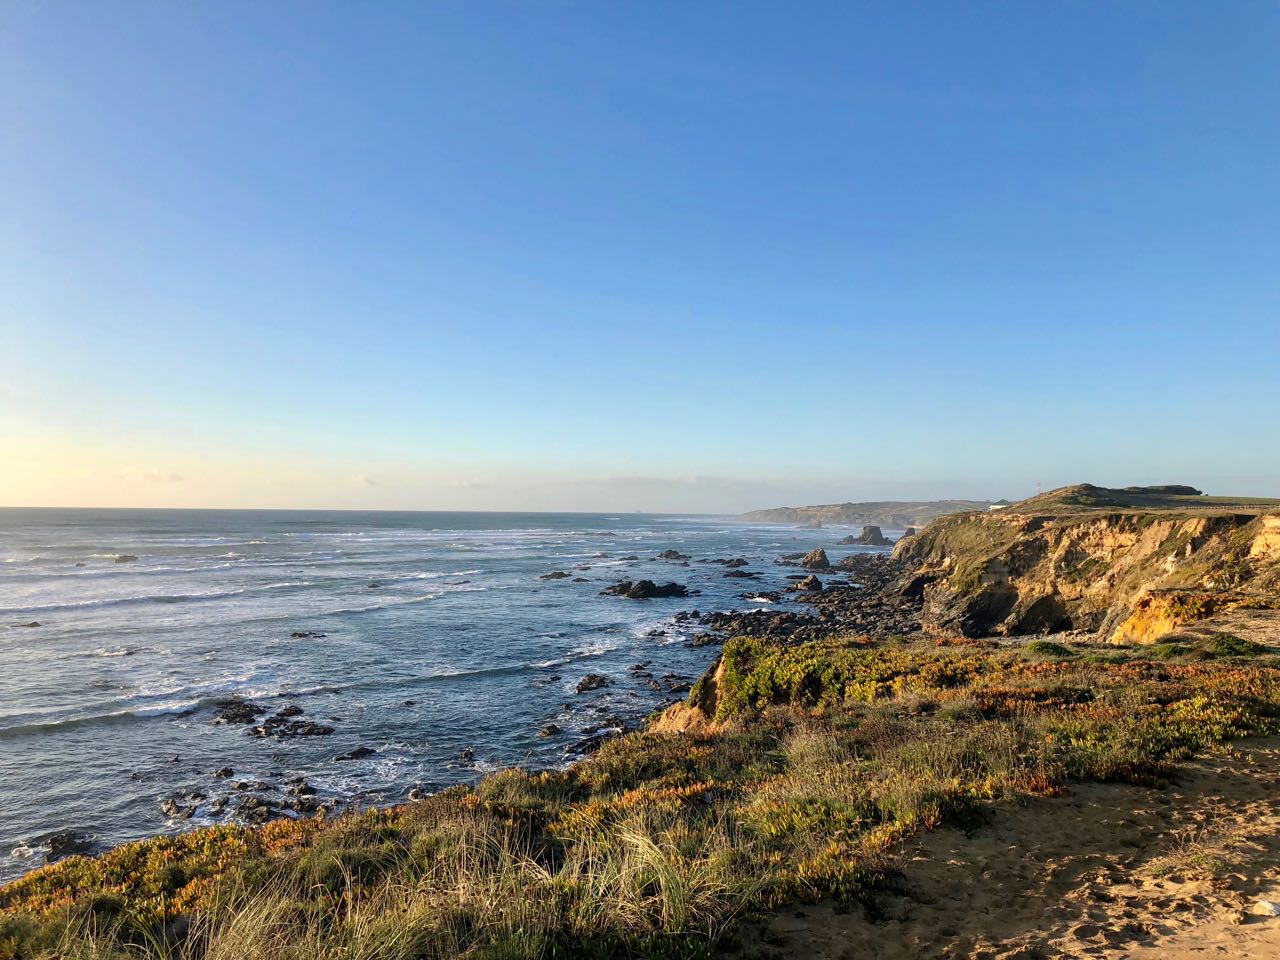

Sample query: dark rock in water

[789,574,824,592]
[564,732,615,756]
[851,525,892,546]
[114,554,138,563]
[234,780,270,792]
[723,570,757,579]
[601,579,689,599]
[457,747,476,762]
[655,549,690,561]
[689,631,728,646]
[290,630,326,639]
[247,703,334,738]
[212,766,235,779]
[572,577,590,582]
[367,581,382,588]
[407,785,428,801]
[740,590,783,603]
[333,746,377,761]
[161,797,195,819]
[538,723,562,737]
[212,697,265,725]
[725,557,749,568]
[251,718,334,738]
[286,778,316,797]
[236,796,277,824]
[801,548,830,570]
[540,571,571,580]
[20,621,40,628]
[576,673,610,693]
[777,552,804,562]
[618,555,640,561]
[282,796,320,815]
[43,829,93,863]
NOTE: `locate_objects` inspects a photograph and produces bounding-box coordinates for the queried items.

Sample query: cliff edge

[890,484,1280,642]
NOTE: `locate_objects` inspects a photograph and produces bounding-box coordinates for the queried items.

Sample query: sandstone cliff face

[892,509,1280,641]
[649,657,723,734]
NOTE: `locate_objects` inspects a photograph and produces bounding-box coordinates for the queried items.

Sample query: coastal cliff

[6,488,1280,959]
[889,485,1280,642]
[740,499,991,529]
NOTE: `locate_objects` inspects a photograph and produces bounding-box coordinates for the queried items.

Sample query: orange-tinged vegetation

[2,633,1278,959]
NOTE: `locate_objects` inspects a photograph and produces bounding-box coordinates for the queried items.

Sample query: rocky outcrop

[801,548,830,570]
[891,493,1280,642]
[601,580,689,599]
[575,674,609,693]
[788,574,823,592]
[844,526,891,546]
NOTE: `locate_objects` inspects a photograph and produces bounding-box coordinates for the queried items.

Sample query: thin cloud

[119,468,183,484]
[357,474,380,487]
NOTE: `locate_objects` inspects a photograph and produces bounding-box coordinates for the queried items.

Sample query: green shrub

[1023,640,1075,658]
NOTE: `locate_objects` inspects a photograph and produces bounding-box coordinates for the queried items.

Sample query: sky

[2,2,1278,513]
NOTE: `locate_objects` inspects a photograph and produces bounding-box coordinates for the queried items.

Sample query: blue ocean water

[0,508,894,882]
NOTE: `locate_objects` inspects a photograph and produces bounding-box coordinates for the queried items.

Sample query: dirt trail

[736,739,1280,959]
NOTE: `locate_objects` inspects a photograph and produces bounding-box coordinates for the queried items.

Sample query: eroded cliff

[891,495,1280,642]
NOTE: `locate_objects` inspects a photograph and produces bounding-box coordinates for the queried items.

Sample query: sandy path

[734,739,1280,959]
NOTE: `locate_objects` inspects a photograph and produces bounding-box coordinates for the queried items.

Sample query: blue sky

[2,2,1278,511]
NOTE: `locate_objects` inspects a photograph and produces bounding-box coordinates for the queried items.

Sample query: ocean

[0,508,895,882]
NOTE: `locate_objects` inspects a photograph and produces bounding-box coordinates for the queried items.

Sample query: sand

[734,738,1280,959]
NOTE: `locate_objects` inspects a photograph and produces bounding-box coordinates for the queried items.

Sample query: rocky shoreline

[19,534,920,873]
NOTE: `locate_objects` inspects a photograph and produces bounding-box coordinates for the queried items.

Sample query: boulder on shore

[801,548,830,570]
[43,830,93,863]
[788,574,824,593]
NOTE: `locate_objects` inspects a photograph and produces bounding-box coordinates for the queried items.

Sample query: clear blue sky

[2,2,1278,511]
